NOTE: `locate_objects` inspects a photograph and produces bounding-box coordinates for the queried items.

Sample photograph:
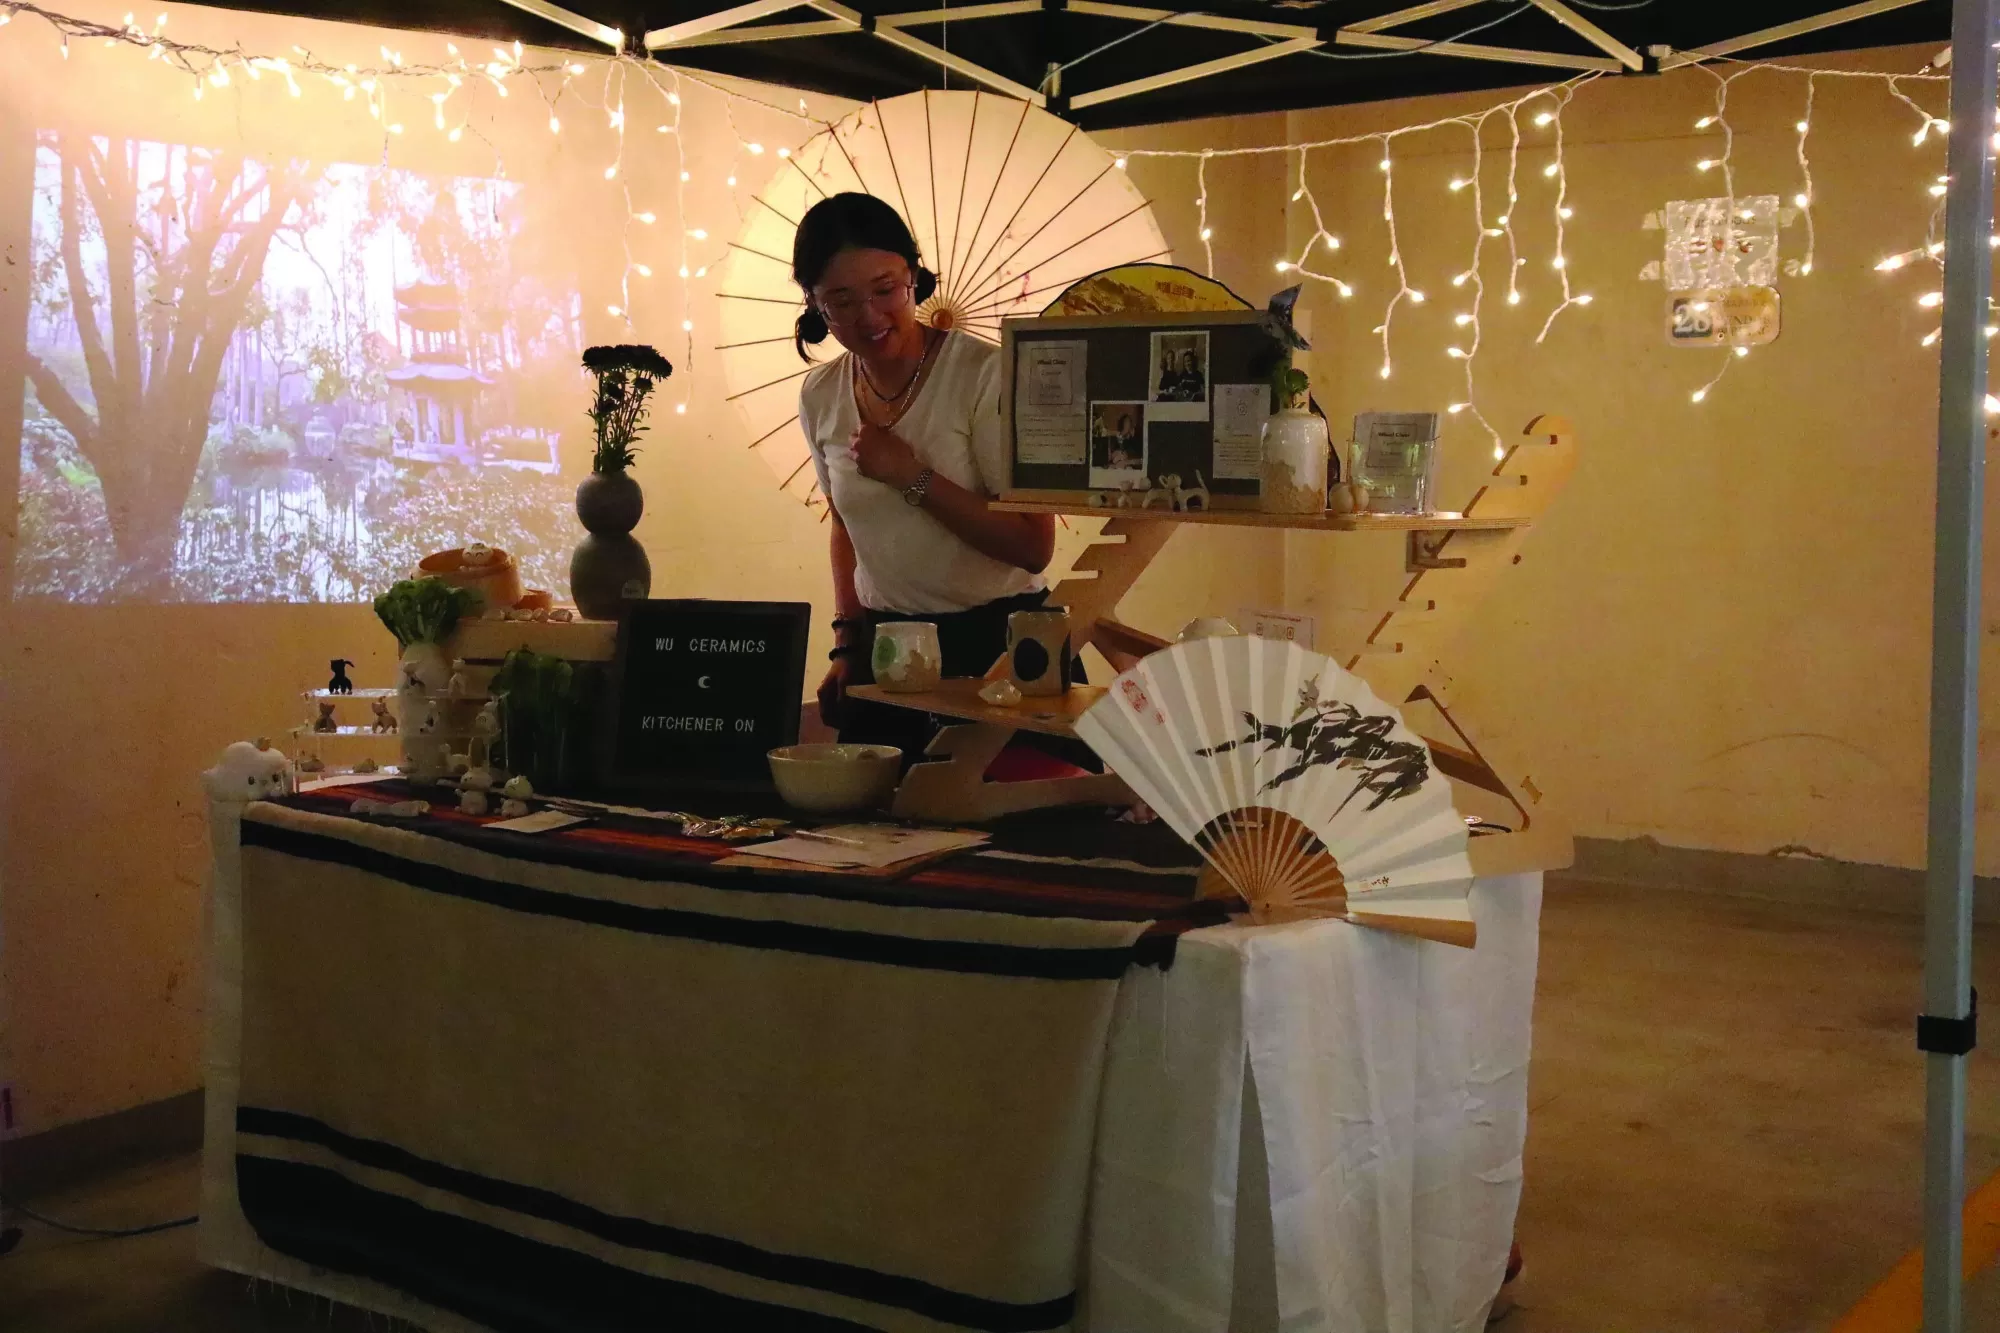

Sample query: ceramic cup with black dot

[1007,608,1071,697]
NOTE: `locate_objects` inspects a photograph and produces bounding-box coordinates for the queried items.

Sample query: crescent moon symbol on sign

[697,675,712,689]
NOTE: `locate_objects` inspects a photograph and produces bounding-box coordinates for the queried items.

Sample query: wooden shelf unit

[989,500,1530,534]
[847,681,1108,738]
[863,414,1579,875]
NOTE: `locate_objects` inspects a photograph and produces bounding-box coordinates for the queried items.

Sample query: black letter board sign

[600,599,811,795]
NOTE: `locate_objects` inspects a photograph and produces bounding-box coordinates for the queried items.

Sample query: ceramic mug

[871,620,942,692]
[1007,608,1071,697]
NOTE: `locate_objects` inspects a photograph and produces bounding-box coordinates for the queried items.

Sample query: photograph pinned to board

[1148,329,1210,421]
[1013,338,1090,465]
[1089,401,1148,489]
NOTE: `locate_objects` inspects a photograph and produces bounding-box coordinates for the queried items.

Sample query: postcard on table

[746,825,988,870]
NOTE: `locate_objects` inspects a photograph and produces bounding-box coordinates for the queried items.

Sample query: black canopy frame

[173,0,1948,128]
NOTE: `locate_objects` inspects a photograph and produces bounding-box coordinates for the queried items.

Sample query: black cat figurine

[328,659,356,694]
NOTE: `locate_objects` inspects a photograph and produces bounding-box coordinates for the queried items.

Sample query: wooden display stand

[859,414,1579,876]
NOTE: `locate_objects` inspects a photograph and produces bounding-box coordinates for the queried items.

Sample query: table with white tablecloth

[199,791,1538,1333]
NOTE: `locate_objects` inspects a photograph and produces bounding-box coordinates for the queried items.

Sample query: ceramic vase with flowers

[571,344,673,619]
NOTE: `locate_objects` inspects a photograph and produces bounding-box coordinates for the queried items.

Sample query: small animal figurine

[1089,491,1111,508]
[1114,477,1142,509]
[499,798,532,819]
[295,752,326,775]
[502,775,535,801]
[328,659,355,694]
[446,659,472,698]
[1140,478,1173,511]
[370,698,398,734]
[449,752,472,776]
[1159,474,1184,510]
[312,701,339,734]
[354,757,381,774]
[1178,471,1212,513]
[471,701,501,770]
[203,740,295,802]
[459,768,494,816]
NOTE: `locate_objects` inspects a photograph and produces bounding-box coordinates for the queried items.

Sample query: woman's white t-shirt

[800,331,1043,614]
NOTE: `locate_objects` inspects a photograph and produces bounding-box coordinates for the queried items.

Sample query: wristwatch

[902,467,935,508]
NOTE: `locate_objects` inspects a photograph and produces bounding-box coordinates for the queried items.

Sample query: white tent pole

[1923,3,1996,1330]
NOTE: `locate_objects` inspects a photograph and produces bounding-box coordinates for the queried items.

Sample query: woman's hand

[817,656,852,729]
[848,423,923,492]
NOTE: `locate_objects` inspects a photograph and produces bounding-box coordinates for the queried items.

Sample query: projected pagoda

[386,281,491,465]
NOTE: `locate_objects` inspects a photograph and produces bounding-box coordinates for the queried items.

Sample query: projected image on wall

[16,133,585,602]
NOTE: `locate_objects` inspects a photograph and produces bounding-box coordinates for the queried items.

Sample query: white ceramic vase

[1259,406,1330,515]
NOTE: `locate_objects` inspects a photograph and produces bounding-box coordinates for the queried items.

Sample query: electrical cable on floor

[0,1194,197,1239]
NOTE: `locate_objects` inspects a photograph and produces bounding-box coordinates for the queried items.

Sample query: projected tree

[22,133,313,596]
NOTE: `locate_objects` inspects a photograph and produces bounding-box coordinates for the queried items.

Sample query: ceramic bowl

[767,743,904,814]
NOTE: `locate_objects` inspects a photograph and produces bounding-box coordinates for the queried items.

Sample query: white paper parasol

[718,91,1170,507]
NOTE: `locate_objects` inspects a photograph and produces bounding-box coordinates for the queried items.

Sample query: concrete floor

[3,877,1998,1332]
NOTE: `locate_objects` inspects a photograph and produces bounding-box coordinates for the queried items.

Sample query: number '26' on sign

[1666,286,1780,347]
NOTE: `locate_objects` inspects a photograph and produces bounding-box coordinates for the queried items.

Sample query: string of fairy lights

[1114,52,1988,438]
[0,0,831,417]
[1,0,1991,438]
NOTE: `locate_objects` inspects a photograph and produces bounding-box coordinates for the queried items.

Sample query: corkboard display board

[1001,310,1274,507]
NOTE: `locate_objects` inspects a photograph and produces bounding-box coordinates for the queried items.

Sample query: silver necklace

[855,330,937,417]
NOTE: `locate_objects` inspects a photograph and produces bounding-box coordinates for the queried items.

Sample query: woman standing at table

[792,192,1061,750]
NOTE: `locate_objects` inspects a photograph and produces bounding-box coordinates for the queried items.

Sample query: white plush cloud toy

[204,741,295,803]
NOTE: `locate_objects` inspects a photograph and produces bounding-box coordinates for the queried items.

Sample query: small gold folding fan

[1075,636,1476,947]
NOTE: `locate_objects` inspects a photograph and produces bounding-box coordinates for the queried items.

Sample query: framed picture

[1000,309,1271,506]
[1088,401,1148,489]
[1147,329,1210,421]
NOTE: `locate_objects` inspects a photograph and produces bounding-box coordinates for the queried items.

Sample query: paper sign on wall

[1238,608,1316,651]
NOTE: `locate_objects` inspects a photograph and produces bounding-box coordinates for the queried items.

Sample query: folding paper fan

[1074,636,1476,947]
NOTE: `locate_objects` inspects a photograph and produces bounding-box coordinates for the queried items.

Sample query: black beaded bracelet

[829,644,863,661]
[831,616,867,632]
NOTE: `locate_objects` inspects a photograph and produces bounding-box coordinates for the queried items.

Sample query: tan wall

[1259,51,1970,875]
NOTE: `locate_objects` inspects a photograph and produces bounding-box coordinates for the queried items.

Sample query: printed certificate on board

[1013,340,1089,465]
[1211,383,1268,481]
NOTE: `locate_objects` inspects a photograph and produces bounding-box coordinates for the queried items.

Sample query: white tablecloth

[1086,873,1541,1333]
[200,803,1538,1332]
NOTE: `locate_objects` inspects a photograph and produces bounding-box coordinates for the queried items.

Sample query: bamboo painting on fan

[1075,635,1477,945]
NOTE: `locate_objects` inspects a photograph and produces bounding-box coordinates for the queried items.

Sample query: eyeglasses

[814,279,914,324]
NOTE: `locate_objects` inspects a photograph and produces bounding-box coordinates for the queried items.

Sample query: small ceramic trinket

[977,678,1023,706]
[295,753,325,775]
[313,701,339,733]
[471,702,501,769]
[446,660,472,698]
[449,753,472,776]
[355,758,380,774]
[370,698,398,734]
[458,768,493,816]
[1179,471,1211,512]
[203,741,295,802]
[548,608,576,623]
[499,798,531,819]
[327,659,355,694]
[1139,479,1171,511]
[502,775,535,800]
